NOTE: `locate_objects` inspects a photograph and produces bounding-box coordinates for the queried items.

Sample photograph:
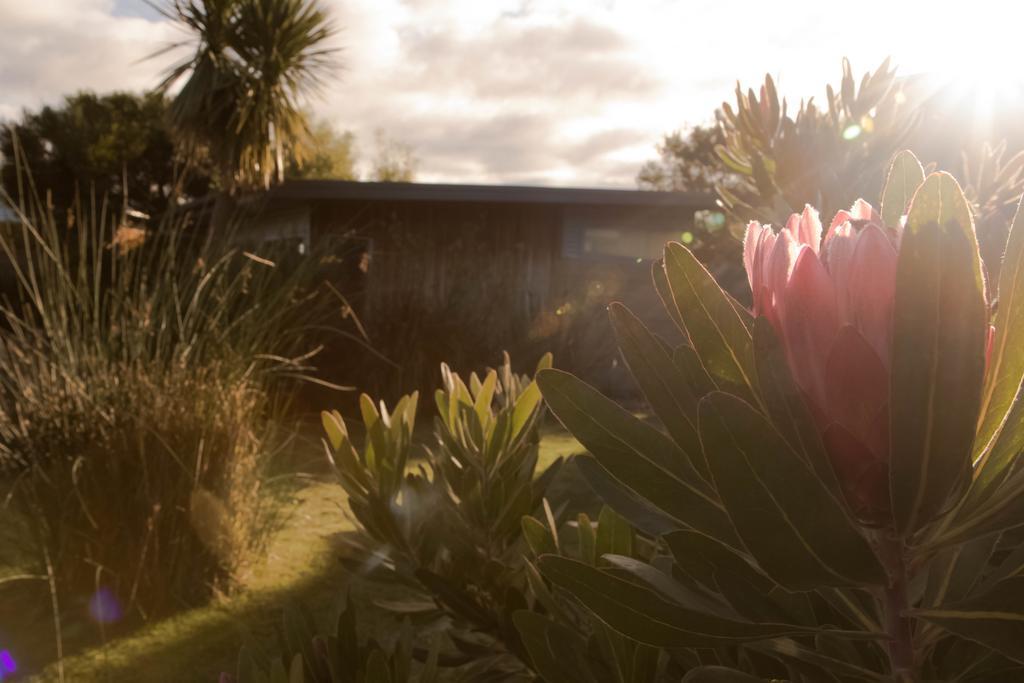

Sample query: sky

[0,0,1017,187]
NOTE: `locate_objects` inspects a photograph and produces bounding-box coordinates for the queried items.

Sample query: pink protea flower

[744,200,899,522]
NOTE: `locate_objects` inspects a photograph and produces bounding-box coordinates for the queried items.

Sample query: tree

[636,124,730,193]
[156,0,339,227]
[1,91,210,219]
[285,118,357,180]
[370,129,417,182]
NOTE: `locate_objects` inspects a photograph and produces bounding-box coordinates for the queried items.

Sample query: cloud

[0,0,988,185]
[0,0,179,120]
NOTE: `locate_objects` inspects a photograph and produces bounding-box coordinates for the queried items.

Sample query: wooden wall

[306,198,691,397]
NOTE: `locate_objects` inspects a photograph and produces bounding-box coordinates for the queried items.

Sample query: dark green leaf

[973,193,1024,491]
[538,369,734,542]
[681,666,764,682]
[653,259,685,334]
[578,513,597,565]
[698,392,886,588]
[610,302,708,479]
[575,456,677,537]
[662,242,757,399]
[363,649,392,683]
[523,516,558,557]
[891,172,988,535]
[914,577,1024,665]
[538,555,811,648]
[673,344,717,399]
[596,505,634,560]
[513,610,595,683]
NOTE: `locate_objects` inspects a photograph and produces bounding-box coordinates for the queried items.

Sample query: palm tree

[154,0,338,227]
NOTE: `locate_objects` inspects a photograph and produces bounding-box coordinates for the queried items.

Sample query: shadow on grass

[6,426,587,682]
[3,479,358,683]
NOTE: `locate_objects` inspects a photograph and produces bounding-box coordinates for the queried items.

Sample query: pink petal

[767,230,800,293]
[824,325,889,444]
[796,205,822,253]
[850,198,879,223]
[743,221,765,293]
[751,228,778,317]
[823,221,857,323]
[779,247,839,409]
[846,224,898,367]
[786,212,801,236]
[825,209,853,244]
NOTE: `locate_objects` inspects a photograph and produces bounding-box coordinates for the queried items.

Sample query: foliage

[223,596,440,683]
[321,354,561,678]
[156,0,339,193]
[713,58,915,226]
[370,130,417,183]
[0,172,338,624]
[636,124,729,194]
[0,90,211,219]
[286,119,358,181]
[515,504,691,682]
[530,153,1024,680]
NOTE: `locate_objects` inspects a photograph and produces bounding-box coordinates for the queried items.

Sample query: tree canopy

[1,91,210,218]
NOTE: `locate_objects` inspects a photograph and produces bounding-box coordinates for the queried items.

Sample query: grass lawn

[10,425,583,682]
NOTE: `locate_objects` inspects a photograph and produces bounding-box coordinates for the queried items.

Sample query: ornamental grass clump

[525,150,1024,681]
[0,176,335,630]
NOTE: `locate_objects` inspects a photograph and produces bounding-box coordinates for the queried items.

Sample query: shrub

[320,353,562,678]
[529,154,1024,680]
[222,596,440,683]
[0,180,336,625]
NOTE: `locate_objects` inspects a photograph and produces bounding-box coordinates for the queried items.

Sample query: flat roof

[269,179,714,208]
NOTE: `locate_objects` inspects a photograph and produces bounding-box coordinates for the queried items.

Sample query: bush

[529,156,1024,680]
[320,353,562,678]
[0,180,336,625]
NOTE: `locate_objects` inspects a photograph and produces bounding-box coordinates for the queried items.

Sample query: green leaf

[536,351,554,372]
[522,515,557,557]
[363,649,392,683]
[698,392,886,588]
[673,344,717,398]
[596,505,633,560]
[662,242,757,399]
[578,513,597,565]
[890,172,988,535]
[538,369,734,542]
[880,150,925,228]
[751,318,840,499]
[682,667,763,682]
[513,610,595,683]
[974,193,1024,490]
[511,379,542,439]
[750,638,885,681]
[609,302,708,479]
[320,409,346,450]
[652,259,685,334]
[914,577,1024,665]
[473,369,497,424]
[538,555,809,648]
[281,603,324,683]
[575,456,677,537]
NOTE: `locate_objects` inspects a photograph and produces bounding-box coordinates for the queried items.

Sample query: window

[561,206,694,261]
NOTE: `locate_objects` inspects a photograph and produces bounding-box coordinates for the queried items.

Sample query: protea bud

[744,200,899,522]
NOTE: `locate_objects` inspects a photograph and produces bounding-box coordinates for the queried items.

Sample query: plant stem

[880,534,914,680]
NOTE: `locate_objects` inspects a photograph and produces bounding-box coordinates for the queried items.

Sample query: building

[240,179,723,395]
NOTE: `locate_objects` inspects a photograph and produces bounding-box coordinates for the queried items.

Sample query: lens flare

[88,587,123,624]
[0,649,16,677]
